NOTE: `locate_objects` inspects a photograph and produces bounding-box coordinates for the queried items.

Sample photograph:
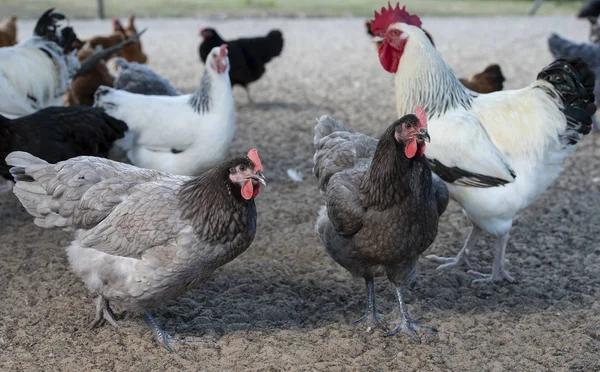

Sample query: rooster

[199,28,284,103]
[313,108,449,339]
[6,148,266,351]
[94,44,234,176]
[0,8,80,117]
[370,3,596,283]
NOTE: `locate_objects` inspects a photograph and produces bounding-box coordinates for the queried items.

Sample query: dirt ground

[1,15,599,371]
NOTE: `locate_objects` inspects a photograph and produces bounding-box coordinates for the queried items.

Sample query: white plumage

[381,21,595,283]
[0,39,79,117]
[94,45,235,176]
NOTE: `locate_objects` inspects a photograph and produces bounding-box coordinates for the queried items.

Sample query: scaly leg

[90,296,120,328]
[426,224,482,270]
[469,232,515,284]
[351,278,388,332]
[244,86,255,104]
[144,312,209,353]
[384,286,436,341]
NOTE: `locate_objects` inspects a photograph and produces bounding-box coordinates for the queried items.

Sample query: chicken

[313,109,449,339]
[371,3,596,283]
[0,15,17,48]
[0,8,80,117]
[366,19,504,94]
[6,148,266,351]
[459,64,506,94]
[94,45,234,176]
[548,32,600,130]
[85,16,148,64]
[586,16,600,44]
[65,31,146,106]
[0,106,127,192]
[199,28,284,103]
[578,0,600,18]
[112,57,180,96]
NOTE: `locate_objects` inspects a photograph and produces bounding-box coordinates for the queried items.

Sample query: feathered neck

[362,127,430,209]
[178,160,253,242]
[188,69,213,114]
[394,27,474,119]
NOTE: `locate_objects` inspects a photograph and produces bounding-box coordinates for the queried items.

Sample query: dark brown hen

[313,108,448,340]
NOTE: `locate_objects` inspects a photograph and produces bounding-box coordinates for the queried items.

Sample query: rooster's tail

[537,58,596,144]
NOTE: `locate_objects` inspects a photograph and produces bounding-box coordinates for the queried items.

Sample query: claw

[90,296,121,329]
[351,312,388,332]
[426,254,472,270]
[468,269,516,284]
[143,312,210,352]
[383,320,437,341]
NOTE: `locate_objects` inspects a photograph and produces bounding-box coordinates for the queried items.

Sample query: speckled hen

[313,108,449,340]
[6,149,266,352]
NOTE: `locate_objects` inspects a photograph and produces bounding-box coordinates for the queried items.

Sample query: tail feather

[538,58,596,144]
[313,115,348,147]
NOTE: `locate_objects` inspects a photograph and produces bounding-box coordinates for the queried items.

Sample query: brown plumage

[6,149,265,352]
[83,15,148,64]
[459,64,506,94]
[313,110,448,340]
[364,20,504,94]
[0,15,17,48]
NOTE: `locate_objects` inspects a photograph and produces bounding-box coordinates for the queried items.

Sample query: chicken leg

[468,232,515,283]
[243,86,255,104]
[426,224,482,270]
[90,296,120,328]
[143,311,210,353]
[383,286,436,340]
[351,278,387,332]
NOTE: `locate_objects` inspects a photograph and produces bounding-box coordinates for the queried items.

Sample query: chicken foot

[468,232,515,284]
[90,296,120,328]
[143,312,210,353]
[426,224,483,270]
[383,286,436,341]
[351,278,388,332]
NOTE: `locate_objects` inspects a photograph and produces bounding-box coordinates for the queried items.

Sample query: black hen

[578,0,600,18]
[198,28,284,102]
[313,109,448,340]
[0,106,128,181]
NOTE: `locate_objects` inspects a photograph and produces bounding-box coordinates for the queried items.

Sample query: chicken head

[228,149,266,200]
[394,106,430,158]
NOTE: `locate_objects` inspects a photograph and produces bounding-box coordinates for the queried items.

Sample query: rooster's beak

[251,171,267,186]
[415,129,431,143]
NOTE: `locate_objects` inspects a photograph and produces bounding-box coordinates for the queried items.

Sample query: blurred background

[0,0,588,19]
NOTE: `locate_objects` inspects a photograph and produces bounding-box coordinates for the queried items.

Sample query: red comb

[219,44,228,58]
[370,2,422,35]
[247,149,263,171]
[415,106,427,128]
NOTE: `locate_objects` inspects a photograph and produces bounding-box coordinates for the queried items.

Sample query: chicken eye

[405,123,411,129]
[239,164,247,171]
[392,30,400,36]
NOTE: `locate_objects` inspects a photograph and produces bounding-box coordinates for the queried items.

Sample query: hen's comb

[248,149,263,171]
[219,44,228,58]
[415,106,427,128]
[370,2,422,35]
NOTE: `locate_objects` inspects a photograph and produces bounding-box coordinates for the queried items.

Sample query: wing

[325,171,366,237]
[76,180,190,258]
[432,172,450,217]
[7,152,180,230]
[425,110,516,187]
[313,116,377,192]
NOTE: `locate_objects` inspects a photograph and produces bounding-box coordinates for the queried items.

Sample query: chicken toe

[143,312,211,352]
[468,232,516,284]
[90,296,120,329]
[351,278,388,332]
[384,287,436,341]
[426,224,483,271]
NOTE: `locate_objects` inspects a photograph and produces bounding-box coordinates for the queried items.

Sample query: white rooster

[94,44,234,176]
[0,8,80,117]
[370,3,596,283]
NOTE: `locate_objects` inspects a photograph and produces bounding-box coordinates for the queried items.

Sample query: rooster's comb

[247,149,263,172]
[370,2,422,35]
[415,106,427,128]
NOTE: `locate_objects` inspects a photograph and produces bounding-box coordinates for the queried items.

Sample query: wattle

[378,41,401,73]
[405,139,417,158]
[241,181,254,200]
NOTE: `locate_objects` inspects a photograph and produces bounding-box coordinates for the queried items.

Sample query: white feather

[286,169,304,182]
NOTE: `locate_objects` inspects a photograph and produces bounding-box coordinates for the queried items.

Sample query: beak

[251,171,267,186]
[415,129,431,143]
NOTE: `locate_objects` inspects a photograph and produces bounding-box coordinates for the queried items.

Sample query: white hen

[94,44,234,176]
[371,4,596,283]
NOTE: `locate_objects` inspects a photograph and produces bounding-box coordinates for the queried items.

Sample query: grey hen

[548,33,600,130]
[6,149,266,352]
[112,57,180,96]
[313,108,449,340]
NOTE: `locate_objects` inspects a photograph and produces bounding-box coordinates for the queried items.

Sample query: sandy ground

[1,15,600,371]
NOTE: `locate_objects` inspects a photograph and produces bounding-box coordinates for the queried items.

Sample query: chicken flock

[0,3,596,351]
